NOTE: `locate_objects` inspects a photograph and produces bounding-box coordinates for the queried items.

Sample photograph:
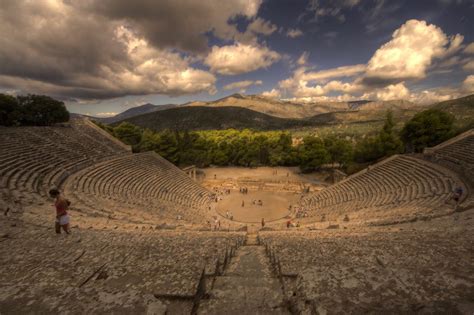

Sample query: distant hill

[431,94,474,128]
[431,94,474,116]
[101,103,177,123]
[183,93,421,119]
[113,106,319,131]
[183,93,345,118]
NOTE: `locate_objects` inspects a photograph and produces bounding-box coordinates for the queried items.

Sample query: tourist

[49,188,70,234]
[448,186,464,209]
[242,200,245,207]
[261,218,265,228]
[286,220,291,228]
[226,210,230,218]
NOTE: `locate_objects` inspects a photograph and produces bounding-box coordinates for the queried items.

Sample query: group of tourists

[46,182,466,236]
[225,210,234,220]
[239,187,249,194]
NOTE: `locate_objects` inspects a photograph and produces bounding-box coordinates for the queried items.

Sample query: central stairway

[198,233,289,314]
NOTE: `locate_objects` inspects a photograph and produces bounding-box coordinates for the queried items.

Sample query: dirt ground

[200,166,323,184]
[215,190,299,223]
[200,167,322,223]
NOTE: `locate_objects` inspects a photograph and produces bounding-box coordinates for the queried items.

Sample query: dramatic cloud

[74,0,263,53]
[0,0,265,99]
[205,42,281,75]
[223,80,263,91]
[287,29,304,38]
[277,19,470,104]
[364,20,464,85]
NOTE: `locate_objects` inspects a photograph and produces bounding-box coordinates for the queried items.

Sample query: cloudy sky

[1,0,473,116]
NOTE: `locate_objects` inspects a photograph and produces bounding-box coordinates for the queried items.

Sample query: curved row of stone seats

[300,155,462,224]
[424,130,474,192]
[259,229,474,313]
[425,129,474,167]
[0,218,245,313]
[0,120,129,205]
[64,152,214,223]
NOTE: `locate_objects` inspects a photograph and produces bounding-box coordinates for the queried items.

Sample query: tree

[324,136,353,167]
[298,136,330,172]
[401,109,455,152]
[0,93,21,126]
[154,130,179,164]
[354,111,402,163]
[113,122,142,146]
[17,94,69,126]
[379,110,403,156]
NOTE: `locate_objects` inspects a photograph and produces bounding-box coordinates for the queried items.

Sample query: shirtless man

[49,189,71,234]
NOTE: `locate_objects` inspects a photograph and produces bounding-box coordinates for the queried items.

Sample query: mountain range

[87,93,473,131]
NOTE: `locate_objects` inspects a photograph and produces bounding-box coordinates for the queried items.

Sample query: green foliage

[324,135,353,167]
[298,136,330,172]
[93,120,114,134]
[0,93,69,126]
[113,122,142,146]
[99,110,455,172]
[401,109,455,152]
[355,111,402,163]
[0,94,21,126]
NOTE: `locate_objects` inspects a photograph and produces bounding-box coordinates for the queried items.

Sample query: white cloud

[286,29,303,38]
[261,88,281,99]
[463,60,474,72]
[462,75,474,91]
[302,64,366,82]
[278,64,366,95]
[223,80,262,91]
[365,20,464,83]
[205,42,280,75]
[361,82,410,100]
[463,42,474,54]
[297,52,310,65]
[109,26,217,95]
[247,18,277,35]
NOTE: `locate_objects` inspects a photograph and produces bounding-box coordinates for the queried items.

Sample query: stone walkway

[198,234,289,314]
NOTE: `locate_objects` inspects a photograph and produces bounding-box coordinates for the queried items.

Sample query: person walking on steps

[49,188,71,234]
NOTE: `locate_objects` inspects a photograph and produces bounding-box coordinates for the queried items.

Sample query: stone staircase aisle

[198,233,289,314]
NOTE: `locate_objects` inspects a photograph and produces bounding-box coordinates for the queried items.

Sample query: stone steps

[198,242,288,314]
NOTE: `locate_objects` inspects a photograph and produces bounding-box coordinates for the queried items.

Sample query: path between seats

[198,234,289,314]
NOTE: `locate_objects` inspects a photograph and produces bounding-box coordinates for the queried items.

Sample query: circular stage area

[215,190,297,223]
